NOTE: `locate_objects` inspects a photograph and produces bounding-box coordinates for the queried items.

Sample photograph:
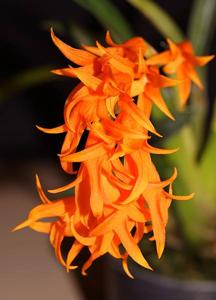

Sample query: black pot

[105,259,216,300]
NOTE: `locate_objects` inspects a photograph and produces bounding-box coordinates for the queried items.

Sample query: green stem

[127,0,184,42]
[0,65,55,101]
[71,0,133,41]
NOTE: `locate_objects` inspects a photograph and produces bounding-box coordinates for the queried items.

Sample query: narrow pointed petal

[195,55,214,66]
[51,28,96,66]
[36,124,66,134]
[111,158,134,181]
[106,96,118,119]
[144,190,165,258]
[91,210,126,236]
[119,97,161,137]
[86,158,104,218]
[164,191,195,200]
[66,241,83,271]
[35,174,51,204]
[62,142,107,162]
[176,69,191,108]
[115,222,152,270]
[167,38,180,56]
[70,217,96,246]
[143,143,178,154]
[122,151,148,205]
[82,45,101,56]
[186,67,203,89]
[29,221,52,234]
[51,68,76,78]
[105,31,118,46]
[127,206,147,223]
[102,118,149,140]
[69,67,102,90]
[102,163,133,190]
[148,168,177,189]
[130,76,147,97]
[48,173,83,194]
[147,51,171,66]
[122,258,134,279]
[145,86,175,120]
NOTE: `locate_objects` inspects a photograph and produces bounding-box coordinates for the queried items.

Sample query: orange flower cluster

[14,30,213,278]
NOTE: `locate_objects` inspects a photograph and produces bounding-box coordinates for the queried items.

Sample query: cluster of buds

[14,30,213,278]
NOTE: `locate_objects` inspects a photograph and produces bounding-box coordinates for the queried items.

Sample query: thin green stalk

[0,65,55,102]
[71,0,133,41]
[188,0,216,158]
[188,0,216,54]
[127,0,184,42]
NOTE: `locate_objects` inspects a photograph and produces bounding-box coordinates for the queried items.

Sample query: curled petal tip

[12,220,31,232]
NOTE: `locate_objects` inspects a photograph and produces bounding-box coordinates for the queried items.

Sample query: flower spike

[14,29,213,278]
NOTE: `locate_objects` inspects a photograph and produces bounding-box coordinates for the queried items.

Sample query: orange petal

[144,190,165,258]
[130,75,147,97]
[143,142,178,155]
[52,64,96,78]
[35,174,51,204]
[167,38,180,57]
[145,86,175,120]
[29,221,52,234]
[70,217,96,246]
[48,173,83,194]
[66,241,83,271]
[127,205,147,223]
[105,31,118,46]
[119,97,161,137]
[157,74,180,88]
[105,96,118,119]
[115,222,152,270]
[176,69,191,108]
[122,258,134,279]
[86,158,104,218]
[148,168,177,189]
[69,67,102,91]
[102,163,133,190]
[82,45,102,56]
[51,67,76,78]
[102,118,149,141]
[51,28,96,66]
[164,191,195,200]
[62,142,107,162]
[195,55,214,66]
[36,124,66,134]
[146,50,171,66]
[13,198,73,232]
[111,158,134,181]
[89,121,113,144]
[91,209,127,236]
[121,151,148,205]
[75,168,91,227]
[185,66,203,89]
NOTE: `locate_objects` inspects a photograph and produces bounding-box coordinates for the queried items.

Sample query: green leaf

[187,0,216,158]
[0,65,56,102]
[163,0,216,253]
[69,23,95,45]
[71,0,133,41]
[188,0,216,54]
[127,0,184,42]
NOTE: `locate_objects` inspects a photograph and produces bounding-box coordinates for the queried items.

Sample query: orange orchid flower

[147,39,214,107]
[13,30,201,278]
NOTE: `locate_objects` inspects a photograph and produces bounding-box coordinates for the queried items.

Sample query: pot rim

[108,257,216,292]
